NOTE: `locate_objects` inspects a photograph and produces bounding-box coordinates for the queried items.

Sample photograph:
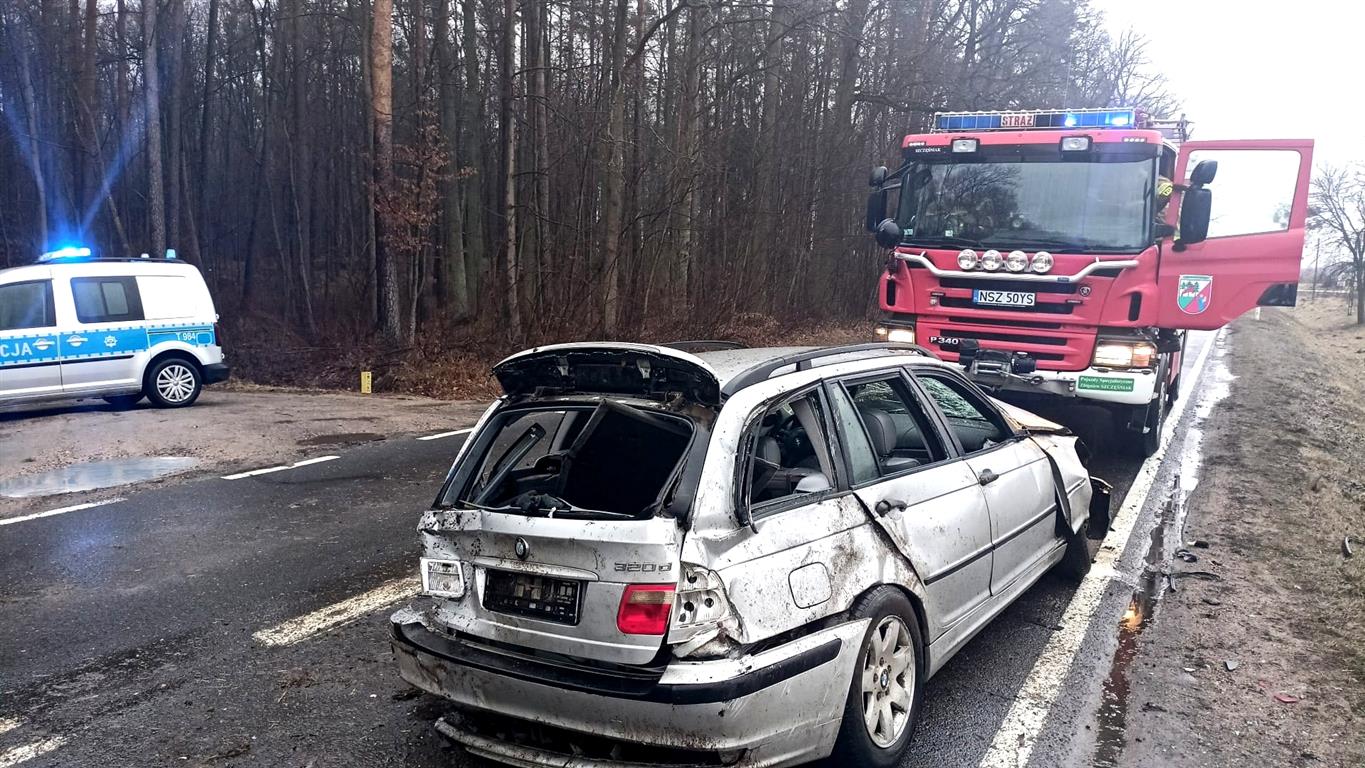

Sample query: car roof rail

[722,342,934,397]
[661,340,747,353]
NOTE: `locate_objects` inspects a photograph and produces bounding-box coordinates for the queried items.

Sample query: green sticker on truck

[1077,376,1135,393]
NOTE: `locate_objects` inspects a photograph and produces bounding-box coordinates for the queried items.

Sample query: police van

[0,249,229,409]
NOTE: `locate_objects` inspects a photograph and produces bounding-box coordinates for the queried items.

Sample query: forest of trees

[0,0,1175,348]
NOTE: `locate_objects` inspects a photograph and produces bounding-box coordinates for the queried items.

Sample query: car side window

[71,277,144,324]
[0,281,56,331]
[916,374,1011,453]
[745,389,836,509]
[839,375,948,477]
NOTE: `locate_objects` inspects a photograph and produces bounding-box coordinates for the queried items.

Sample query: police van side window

[71,277,144,324]
[0,281,56,331]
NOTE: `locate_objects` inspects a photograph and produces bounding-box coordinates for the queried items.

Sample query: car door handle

[874,499,907,516]
[978,469,999,486]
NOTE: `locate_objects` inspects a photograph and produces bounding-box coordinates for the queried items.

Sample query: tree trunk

[434,0,469,317]
[459,0,487,312]
[196,0,220,268]
[145,0,166,257]
[599,0,628,334]
[499,0,522,339]
[371,0,403,344]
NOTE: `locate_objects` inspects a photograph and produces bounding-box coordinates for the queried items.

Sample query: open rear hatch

[493,342,721,407]
[423,345,718,666]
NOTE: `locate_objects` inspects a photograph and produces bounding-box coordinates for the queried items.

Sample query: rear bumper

[391,612,867,767]
[202,363,231,384]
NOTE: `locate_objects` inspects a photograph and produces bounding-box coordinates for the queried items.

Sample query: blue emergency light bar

[38,246,93,261]
[932,108,1137,133]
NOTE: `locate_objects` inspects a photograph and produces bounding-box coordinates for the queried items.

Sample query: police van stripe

[0,323,215,369]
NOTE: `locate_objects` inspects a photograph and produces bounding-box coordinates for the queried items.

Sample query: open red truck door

[1156,139,1314,329]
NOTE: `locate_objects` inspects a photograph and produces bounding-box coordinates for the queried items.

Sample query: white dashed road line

[977,330,1219,768]
[0,718,20,736]
[0,737,67,768]
[252,577,419,647]
[221,455,340,481]
[0,498,124,528]
[417,428,474,441]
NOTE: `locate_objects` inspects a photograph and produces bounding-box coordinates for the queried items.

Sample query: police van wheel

[103,394,144,409]
[146,358,203,408]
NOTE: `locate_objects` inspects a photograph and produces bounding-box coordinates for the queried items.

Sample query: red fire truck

[865,107,1313,455]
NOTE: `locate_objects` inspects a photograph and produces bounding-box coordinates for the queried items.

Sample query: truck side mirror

[1178,187,1212,246]
[869,165,889,188]
[1189,159,1218,186]
[874,218,903,249]
[866,191,888,232]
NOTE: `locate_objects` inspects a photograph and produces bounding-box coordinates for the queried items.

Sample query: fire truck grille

[940,297,1074,314]
[939,277,1080,295]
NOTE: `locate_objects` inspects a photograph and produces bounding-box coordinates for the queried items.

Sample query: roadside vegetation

[1,0,1174,361]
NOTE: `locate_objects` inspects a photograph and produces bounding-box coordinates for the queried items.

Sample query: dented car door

[827,372,994,638]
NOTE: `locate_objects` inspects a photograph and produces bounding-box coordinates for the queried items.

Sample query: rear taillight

[617,584,675,635]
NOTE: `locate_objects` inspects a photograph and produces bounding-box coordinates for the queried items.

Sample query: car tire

[103,394,144,409]
[145,357,203,408]
[1058,508,1103,582]
[826,587,924,768]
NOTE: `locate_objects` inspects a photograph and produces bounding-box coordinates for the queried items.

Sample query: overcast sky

[1097,0,1360,169]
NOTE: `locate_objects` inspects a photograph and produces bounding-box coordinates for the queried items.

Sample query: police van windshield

[896,151,1157,253]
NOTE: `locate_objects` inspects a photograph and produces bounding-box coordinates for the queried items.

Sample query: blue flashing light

[929,108,1139,134]
[39,246,93,261]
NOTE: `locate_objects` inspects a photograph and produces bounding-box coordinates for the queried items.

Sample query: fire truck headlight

[1093,341,1157,369]
[980,250,1003,271]
[886,327,916,344]
[1030,251,1053,273]
[957,249,979,270]
[1006,250,1028,272]
[951,138,979,153]
[1060,136,1093,152]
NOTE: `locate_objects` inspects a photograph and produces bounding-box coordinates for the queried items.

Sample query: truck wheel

[1129,376,1167,458]
[1166,338,1186,405]
[146,358,203,408]
[828,588,924,768]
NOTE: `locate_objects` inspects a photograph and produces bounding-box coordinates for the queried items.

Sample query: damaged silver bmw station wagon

[391,342,1109,767]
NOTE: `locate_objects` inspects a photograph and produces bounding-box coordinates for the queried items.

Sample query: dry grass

[223,311,875,401]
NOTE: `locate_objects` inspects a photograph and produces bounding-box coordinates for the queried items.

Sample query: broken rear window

[445,401,693,519]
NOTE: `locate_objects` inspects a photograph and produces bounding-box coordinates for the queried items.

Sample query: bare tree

[371,0,403,344]
[1311,164,1365,325]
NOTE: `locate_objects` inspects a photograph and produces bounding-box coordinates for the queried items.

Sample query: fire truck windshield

[895,154,1156,253]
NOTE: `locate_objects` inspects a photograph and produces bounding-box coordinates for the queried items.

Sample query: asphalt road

[0,333,1215,768]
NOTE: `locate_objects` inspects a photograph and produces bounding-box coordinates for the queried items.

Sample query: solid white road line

[0,718,20,736]
[977,330,1220,768]
[0,498,124,528]
[417,428,474,441]
[252,577,419,647]
[0,737,67,768]
[221,455,340,481]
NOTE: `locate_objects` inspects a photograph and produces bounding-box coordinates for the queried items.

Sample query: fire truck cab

[865,107,1313,455]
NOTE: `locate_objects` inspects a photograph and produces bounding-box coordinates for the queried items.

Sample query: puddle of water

[1091,339,1236,766]
[0,457,200,499]
[297,432,385,446]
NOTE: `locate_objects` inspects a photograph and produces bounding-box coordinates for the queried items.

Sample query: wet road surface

[0,333,1216,767]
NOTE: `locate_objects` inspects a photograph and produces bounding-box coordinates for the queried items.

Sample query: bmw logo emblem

[514,537,530,560]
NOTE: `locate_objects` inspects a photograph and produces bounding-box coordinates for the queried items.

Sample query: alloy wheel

[156,364,197,404]
[860,615,915,748]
